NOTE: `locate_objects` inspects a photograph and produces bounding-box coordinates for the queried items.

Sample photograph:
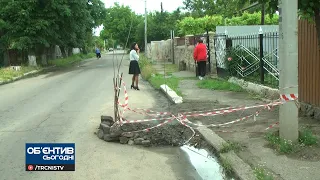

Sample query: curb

[197,127,255,180]
[160,84,183,104]
[160,83,256,179]
[0,65,56,86]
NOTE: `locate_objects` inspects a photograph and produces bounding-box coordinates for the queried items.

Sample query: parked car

[108,48,113,52]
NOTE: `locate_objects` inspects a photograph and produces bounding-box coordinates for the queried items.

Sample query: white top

[130,50,139,61]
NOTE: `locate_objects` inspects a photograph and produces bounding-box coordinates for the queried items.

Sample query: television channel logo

[25,143,75,171]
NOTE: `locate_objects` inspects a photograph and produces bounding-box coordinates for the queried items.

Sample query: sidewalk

[149,64,320,180]
[172,75,320,180]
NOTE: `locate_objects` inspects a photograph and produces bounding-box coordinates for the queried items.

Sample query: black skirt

[128,60,141,75]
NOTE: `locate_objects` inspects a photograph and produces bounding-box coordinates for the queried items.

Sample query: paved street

[0,54,201,180]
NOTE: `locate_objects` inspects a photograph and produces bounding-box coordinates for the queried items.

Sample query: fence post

[259,27,264,84]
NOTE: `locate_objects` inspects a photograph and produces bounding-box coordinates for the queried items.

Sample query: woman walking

[129,42,141,90]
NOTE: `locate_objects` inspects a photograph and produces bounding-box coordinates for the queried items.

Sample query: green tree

[102,3,139,48]
[0,0,106,65]
[240,0,320,46]
[182,0,251,18]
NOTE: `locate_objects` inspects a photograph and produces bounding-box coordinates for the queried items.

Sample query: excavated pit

[96,115,196,147]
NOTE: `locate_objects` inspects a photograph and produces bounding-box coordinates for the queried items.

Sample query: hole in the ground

[97,116,236,179]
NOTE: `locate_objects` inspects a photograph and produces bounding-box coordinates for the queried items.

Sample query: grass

[0,53,95,82]
[0,66,41,82]
[254,167,274,180]
[149,74,182,96]
[220,141,243,153]
[299,128,318,146]
[48,53,95,67]
[163,64,179,75]
[139,55,182,96]
[197,78,244,92]
[265,128,318,154]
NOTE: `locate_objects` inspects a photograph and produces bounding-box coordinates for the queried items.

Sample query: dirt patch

[96,115,198,147]
[176,79,320,180]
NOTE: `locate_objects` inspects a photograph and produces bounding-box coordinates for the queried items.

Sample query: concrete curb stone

[198,126,255,180]
[160,84,183,104]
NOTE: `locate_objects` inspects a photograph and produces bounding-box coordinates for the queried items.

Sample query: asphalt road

[0,54,202,180]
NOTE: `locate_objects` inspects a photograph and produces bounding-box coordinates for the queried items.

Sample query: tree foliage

[177,12,279,35]
[0,0,106,60]
[101,3,139,48]
[239,0,320,45]
[183,0,253,18]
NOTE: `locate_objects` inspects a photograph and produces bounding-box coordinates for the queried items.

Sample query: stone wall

[148,32,217,74]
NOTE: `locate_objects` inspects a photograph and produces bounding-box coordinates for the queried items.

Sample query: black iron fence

[222,32,279,88]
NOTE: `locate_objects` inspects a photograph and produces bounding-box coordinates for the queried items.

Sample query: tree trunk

[41,49,48,66]
[314,10,320,48]
[28,49,37,67]
[61,47,68,58]
[68,47,73,57]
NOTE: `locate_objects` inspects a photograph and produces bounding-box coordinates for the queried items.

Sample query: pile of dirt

[96,115,195,146]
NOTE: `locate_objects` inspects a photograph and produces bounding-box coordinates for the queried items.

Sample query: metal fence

[216,32,279,88]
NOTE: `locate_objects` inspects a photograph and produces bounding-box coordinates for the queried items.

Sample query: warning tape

[176,114,196,144]
[121,116,178,134]
[265,122,279,130]
[118,116,173,125]
[280,93,298,102]
[183,101,282,119]
[115,76,296,138]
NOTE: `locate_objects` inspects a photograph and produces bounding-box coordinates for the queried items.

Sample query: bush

[141,64,154,80]
[225,45,260,77]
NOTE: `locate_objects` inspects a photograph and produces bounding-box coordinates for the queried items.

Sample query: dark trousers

[197,61,206,77]
[96,53,101,58]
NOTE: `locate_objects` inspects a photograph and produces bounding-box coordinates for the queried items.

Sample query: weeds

[254,167,274,180]
[197,78,244,92]
[265,132,296,153]
[0,66,41,81]
[220,157,233,174]
[48,53,95,67]
[265,128,318,154]
[220,141,243,153]
[299,128,318,146]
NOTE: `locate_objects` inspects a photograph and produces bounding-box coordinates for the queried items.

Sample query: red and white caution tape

[184,101,282,119]
[265,122,279,130]
[280,93,298,102]
[175,114,196,144]
[118,117,173,125]
[121,116,178,134]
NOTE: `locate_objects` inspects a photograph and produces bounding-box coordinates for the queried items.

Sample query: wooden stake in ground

[113,77,119,122]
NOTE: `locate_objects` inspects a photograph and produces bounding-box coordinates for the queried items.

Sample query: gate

[193,33,211,73]
[214,34,228,77]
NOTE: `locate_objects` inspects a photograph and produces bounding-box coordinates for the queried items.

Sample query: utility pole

[144,0,147,54]
[279,0,299,142]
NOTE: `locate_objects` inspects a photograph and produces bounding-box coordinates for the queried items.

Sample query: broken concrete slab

[119,137,129,144]
[160,84,183,104]
[101,115,114,126]
[99,123,111,134]
[97,129,104,139]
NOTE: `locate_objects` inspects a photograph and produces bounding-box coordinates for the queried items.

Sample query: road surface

[0,54,202,180]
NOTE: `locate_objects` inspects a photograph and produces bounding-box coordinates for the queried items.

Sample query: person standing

[129,42,141,90]
[193,39,207,80]
[95,47,101,59]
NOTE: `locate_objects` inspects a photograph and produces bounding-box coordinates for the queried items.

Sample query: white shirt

[130,50,139,61]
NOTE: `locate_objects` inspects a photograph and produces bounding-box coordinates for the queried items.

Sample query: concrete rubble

[96,115,194,147]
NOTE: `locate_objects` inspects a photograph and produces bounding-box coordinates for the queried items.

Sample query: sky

[94,0,185,36]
